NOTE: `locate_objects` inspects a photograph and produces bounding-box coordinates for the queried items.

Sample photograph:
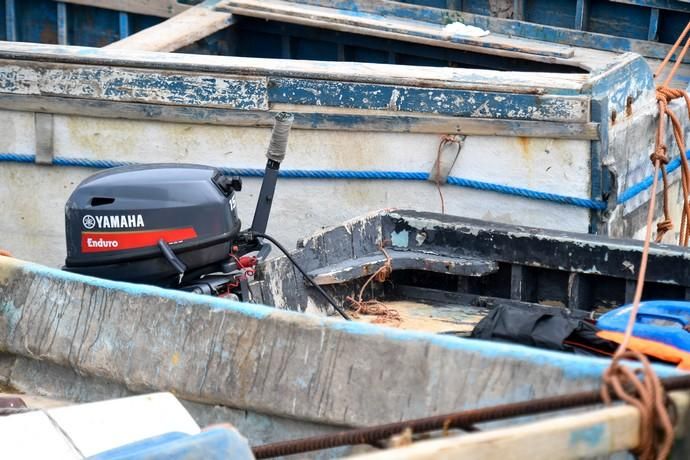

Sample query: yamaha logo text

[82,214,145,229]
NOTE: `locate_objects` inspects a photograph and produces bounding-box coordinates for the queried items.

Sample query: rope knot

[602,351,675,460]
[650,145,669,165]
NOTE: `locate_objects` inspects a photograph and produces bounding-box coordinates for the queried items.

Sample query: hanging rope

[600,21,690,460]
[433,135,463,214]
[346,243,400,324]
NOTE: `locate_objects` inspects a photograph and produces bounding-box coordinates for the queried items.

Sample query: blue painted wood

[268,78,588,121]
[235,17,585,73]
[66,3,118,47]
[56,2,67,45]
[525,0,577,29]
[588,0,651,40]
[0,1,5,40]
[648,7,660,40]
[513,0,525,20]
[575,0,589,30]
[118,12,129,39]
[610,0,690,13]
[293,0,690,60]
[5,0,15,41]
[589,97,608,234]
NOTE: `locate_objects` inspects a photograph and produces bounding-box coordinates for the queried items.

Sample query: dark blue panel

[291,37,339,60]
[588,0,649,40]
[462,0,493,15]
[128,13,162,35]
[232,17,582,72]
[0,1,6,40]
[396,0,447,7]
[658,9,690,45]
[16,0,57,44]
[394,53,447,67]
[236,30,283,58]
[525,0,577,29]
[67,4,119,46]
[344,46,389,63]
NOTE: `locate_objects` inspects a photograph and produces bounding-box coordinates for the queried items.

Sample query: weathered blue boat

[1,0,690,270]
[2,210,690,458]
[2,3,690,457]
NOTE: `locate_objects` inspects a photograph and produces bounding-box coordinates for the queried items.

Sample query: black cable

[250,232,351,320]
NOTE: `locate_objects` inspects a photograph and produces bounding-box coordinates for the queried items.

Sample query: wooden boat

[1,0,690,271]
[2,210,690,458]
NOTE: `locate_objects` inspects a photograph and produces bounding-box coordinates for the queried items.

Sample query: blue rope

[617,150,690,204]
[0,153,606,210]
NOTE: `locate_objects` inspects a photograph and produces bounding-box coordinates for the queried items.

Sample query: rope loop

[601,351,675,460]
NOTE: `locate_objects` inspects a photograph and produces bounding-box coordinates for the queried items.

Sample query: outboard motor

[63,113,294,301]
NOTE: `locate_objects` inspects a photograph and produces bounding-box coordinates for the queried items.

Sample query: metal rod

[252,374,690,458]
[250,112,293,235]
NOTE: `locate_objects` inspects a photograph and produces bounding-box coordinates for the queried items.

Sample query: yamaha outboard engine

[63,113,294,300]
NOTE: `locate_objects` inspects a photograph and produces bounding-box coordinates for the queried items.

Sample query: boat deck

[353,300,487,335]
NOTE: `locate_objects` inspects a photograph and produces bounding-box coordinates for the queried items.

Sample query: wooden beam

[106,1,235,52]
[53,0,192,18]
[0,94,601,139]
[0,41,590,95]
[216,0,576,61]
[350,391,690,460]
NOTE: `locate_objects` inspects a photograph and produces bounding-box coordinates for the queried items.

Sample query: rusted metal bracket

[428,135,465,184]
[34,113,54,165]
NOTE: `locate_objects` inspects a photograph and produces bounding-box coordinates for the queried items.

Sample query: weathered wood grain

[0,60,268,110]
[350,391,690,459]
[52,0,193,18]
[0,95,599,139]
[0,42,589,94]
[106,2,234,52]
[308,250,498,285]
[216,0,575,62]
[0,256,655,429]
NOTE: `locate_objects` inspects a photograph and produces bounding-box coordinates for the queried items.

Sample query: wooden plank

[0,59,268,110]
[308,250,498,285]
[57,2,68,45]
[5,0,16,42]
[0,41,589,94]
[648,8,660,41]
[270,78,591,122]
[0,94,600,138]
[350,391,690,460]
[106,1,235,52]
[293,0,689,63]
[574,0,589,31]
[387,210,690,286]
[217,0,577,62]
[53,0,193,18]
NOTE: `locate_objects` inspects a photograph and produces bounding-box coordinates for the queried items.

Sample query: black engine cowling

[63,164,242,287]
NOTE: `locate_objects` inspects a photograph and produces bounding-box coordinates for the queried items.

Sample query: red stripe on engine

[81,228,197,253]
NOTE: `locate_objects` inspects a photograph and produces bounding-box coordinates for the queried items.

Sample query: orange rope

[434,135,463,215]
[346,243,400,324]
[0,250,12,257]
[598,28,690,460]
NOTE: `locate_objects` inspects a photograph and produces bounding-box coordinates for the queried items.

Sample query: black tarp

[470,304,617,356]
